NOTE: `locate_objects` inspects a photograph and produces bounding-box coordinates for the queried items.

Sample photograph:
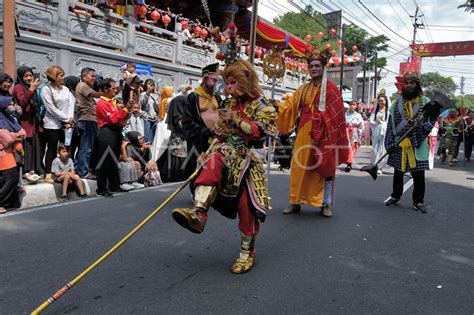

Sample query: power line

[425,24,474,29]
[315,0,408,51]
[357,0,412,43]
[387,0,412,34]
[397,0,413,18]
[351,0,410,47]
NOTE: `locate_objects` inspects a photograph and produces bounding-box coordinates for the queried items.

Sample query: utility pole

[339,24,346,92]
[248,0,259,66]
[361,39,368,103]
[410,6,424,61]
[460,76,465,96]
[373,51,378,99]
[3,0,16,78]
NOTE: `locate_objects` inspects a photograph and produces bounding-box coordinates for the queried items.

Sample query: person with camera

[384,71,441,213]
[12,66,44,183]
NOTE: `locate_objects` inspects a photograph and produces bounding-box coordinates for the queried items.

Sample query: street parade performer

[344,101,364,173]
[171,59,277,274]
[182,63,222,177]
[384,71,440,213]
[438,108,463,166]
[276,48,349,217]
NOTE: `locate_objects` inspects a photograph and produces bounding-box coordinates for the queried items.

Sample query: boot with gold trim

[231,232,256,274]
[172,185,217,234]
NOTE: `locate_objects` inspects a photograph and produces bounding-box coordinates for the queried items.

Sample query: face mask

[5,105,22,118]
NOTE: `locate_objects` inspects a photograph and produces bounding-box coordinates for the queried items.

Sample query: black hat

[201,63,219,77]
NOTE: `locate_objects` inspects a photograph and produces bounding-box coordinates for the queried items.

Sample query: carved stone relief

[16,49,57,77]
[70,18,125,48]
[135,36,175,61]
[72,55,122,81]
[182,48,212,68]
[16,4,55,33]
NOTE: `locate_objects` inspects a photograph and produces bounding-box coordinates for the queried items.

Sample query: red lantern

[305,34,312,41]
[343,47,347,53]
[150,10,160,21]
[333,57,340,66]
[336,40,342,47]
[138,5,148,17]
[343,58,349,65]
[353,56,359,62]
[162,14,171,27]
[317,32,324,38]
[352,52,358,57]
[330,28,336,35]
[193,26,202,35]
[331,49,337,56]
[325,43,331,49]
[181,20,189,29]
[352,45,358,52]
[200,28,208,38]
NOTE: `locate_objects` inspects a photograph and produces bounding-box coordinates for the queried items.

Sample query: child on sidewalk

[51,144,87,201]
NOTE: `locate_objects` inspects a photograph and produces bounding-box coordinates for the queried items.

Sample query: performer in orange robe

[276,49,349,217]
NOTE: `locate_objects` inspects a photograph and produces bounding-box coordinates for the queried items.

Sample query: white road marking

[384,178,414,203]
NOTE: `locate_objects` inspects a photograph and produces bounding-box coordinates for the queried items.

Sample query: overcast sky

[257,0,474,97]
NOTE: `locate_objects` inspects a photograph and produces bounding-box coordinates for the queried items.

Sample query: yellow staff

[31,168,200,314]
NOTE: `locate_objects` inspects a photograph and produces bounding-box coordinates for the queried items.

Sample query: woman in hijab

[0,73,14,96]
[11,66,44,182]
[0,96,26,213]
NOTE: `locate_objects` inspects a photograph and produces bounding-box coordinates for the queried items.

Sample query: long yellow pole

[31,168,200,314]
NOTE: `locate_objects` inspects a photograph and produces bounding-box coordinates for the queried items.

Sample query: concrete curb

[19,179,98,209]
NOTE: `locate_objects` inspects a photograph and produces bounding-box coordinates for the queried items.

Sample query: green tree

[458,0,474,13]
[273,5,328,49]
[344,25,390,69]
[421,72,458,98]
[273,7,390,68]
[455,94,474,110]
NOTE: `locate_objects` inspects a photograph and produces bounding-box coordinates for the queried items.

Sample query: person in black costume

[182,63,222,177]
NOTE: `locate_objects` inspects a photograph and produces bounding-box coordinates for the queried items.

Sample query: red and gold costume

[276,49,349,216]
[172,60,277,274]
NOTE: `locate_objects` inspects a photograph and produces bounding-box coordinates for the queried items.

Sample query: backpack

[34,85,47,125]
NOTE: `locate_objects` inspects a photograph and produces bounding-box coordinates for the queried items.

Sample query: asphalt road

[1,147,473,314]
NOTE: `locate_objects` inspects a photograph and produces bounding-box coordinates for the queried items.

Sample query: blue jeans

[144,120,157,143]
[76,120,98,177]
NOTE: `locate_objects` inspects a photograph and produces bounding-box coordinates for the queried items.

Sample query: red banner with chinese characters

[410,41,474,57]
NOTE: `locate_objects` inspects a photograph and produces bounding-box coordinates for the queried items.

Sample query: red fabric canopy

[254,17,312,55]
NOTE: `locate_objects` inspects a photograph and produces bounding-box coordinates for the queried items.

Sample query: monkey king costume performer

[276,49,349,217]
[182,63,223,177]
[384,71,440,213]
[172,60,277,274]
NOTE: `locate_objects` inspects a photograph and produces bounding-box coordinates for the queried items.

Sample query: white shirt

[41,85,75,130]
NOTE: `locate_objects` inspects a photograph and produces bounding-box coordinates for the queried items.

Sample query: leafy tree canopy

[455,94,474,109]
[273,6,390,68]
[458,0,474,13]
[273,5,329,48]
[421,72,458,98]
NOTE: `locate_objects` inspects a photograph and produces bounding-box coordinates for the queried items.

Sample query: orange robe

[277,80,348,207]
